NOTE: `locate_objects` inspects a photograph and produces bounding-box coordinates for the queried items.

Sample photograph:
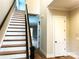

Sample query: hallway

[1,0,79,59]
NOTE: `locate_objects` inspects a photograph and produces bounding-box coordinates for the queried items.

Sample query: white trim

[46,52,54,58]
[68,52,79,59]
[40,49,54,58]
[40,48,47,57]
[49,4,79,11]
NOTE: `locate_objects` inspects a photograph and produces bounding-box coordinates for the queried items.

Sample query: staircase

[0,11,29,59]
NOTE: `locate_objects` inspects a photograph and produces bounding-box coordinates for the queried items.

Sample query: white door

[53,16,67,56]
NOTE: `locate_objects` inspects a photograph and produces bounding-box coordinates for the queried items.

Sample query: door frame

[53,16,67,57]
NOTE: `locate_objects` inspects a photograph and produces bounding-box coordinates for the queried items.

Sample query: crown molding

[48,4,79,11]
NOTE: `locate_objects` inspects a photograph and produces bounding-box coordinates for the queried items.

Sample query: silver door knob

[55,41,57,43]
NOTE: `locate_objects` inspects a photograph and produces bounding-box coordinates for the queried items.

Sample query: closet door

[53,16,67,56]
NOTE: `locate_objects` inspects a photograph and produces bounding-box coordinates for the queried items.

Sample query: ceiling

[49,0,79,11]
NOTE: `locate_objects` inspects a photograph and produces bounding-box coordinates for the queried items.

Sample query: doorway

[16,0,25,10]
[53,16,67,56]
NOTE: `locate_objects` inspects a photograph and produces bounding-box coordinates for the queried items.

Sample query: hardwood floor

[35,50,75,59]
[35,53,75,59]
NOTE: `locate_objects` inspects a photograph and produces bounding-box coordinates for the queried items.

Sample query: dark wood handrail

[25,4,35,59]
[25,14,29,59]
[0,0,15,30]
[26,5,32,47]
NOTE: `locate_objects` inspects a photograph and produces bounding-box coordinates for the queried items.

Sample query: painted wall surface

[40,0,48,57]
[0,0,14,26]
[27,0,40,14]
[69,8,79,55]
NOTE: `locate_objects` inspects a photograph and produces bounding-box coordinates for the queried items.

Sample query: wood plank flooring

[35,53,75,59]
[35,50,75,59]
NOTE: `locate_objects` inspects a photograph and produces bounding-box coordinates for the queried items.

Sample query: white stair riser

[3,41,26,45]
[0,47,26,51]
[7,29,25,31]
[10,20,25,22]
[9,23,25,25]
[5,36,26,40]
[0,54,26,59]
[9,25,25,28]
[6,32,25,35]
[10,19,25,21]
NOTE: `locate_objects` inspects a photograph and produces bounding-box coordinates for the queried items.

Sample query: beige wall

[26,0,40,14]
[0,0,14,26]
[69,8,79,54]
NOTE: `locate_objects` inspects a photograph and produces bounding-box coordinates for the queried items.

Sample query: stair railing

[25,4,35,59]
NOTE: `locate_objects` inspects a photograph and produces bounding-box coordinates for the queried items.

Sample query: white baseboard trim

[46,53,54,58]
[68,52,79,59]
[40,48,47,57]
[40,48,55,58]
[40,49,79,59]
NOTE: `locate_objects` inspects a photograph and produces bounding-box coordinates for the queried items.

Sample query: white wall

[0,0,14,26]
[26,0,40,14]
[39,0,54,58]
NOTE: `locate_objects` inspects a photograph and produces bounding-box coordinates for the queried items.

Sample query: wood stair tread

[10,22,25,23]
[11,17,25,19]
[7,31,25,32]
[2,44,26,47]
[12,16,25,18]
[4,39,26,41]
[8,27,25,29]
[10,21,25,23]
[5,34,26,36]
[9,24,25,26]
[0,50,26,55]
[11,19,25,21]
